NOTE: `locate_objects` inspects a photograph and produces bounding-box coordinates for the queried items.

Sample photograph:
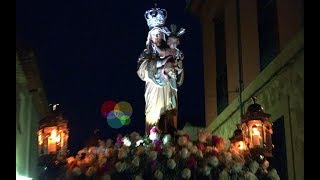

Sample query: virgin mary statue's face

[149,28,163,46]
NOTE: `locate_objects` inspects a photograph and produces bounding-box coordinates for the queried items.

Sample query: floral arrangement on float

[63,126,280,180]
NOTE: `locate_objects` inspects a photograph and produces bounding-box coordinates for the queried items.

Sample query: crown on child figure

[144,6,167,29]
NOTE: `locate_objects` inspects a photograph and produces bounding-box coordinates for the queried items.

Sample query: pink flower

[150,126,160,134]
[197,143,205,152]
[184,134,190,141]
[187,156,197,169]
[116,134,123,145]
[212,135,221,146]
[155,143,163,154]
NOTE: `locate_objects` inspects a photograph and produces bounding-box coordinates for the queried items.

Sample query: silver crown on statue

[144,7,167,29]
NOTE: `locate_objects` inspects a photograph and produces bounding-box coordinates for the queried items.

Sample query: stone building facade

[187,0,303,179]
[16,47,49,178]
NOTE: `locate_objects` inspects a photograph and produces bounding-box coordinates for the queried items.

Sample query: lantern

[241,97,273,157]
[38,104,69,156]
[230,124,249,156]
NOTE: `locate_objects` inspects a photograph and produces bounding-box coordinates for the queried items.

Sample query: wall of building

[188,0,304,179]
[205,30,304,180]
[16,49,49,179]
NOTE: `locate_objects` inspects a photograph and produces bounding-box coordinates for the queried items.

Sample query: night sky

[16,0,204,155]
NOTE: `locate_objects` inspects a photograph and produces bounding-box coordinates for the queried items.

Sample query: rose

[181,168,191,179]
[178,136,187,146]
[149,150,158,161]
[232,162,243,173]
[163,147,173,158]
[211,135,220,146]
[196,149,203,158]
[208,156,219,167]
[154,169,163,180]
[187,156,197,169]
[203,165,211,176]
[186,141,193,150]
[249,161,259,174]
[190,145,198,154]
[116,134,123,145]
[115,161,126,172]
[267,168,280,180]
[167,159,176,169]
[180,148,190,159]
[135,175,143,180]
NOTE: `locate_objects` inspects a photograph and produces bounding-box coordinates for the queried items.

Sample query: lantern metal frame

[241,97,273,157]
[38,106,69,157]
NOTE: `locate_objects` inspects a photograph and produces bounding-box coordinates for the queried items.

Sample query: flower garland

[63,127,280,180]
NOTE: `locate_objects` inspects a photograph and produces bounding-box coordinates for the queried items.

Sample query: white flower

[203,165,211,176]
[267,168,280,180]
[118,149,128,159]
[132,156,140,167]
[244,171,258,180]
[208,156,219,167]
[219,170,229,180]
[232,162,243,173]
[149,150,158,161]
[178,136,187,146]
[123,136,132,147]
[249,161,259,174]
[162,134,172,145]
[163,147,173,158]
[115,161,126,172]
[186,141,193,150]
[135,139,144,147]
[72,167,82,176]
[181,168,191,179]
[196,149,203,158]
[180,148,190,159]
[167,159,176,169]
[149,132,160,141]
[101,174,111,180]
[135,175,144,180]
[198,131,210,143]
[154,169,163,180]
[190,145,198,154]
